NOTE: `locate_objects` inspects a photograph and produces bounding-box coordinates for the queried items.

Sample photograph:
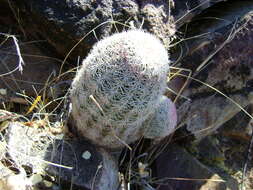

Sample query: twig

[0,33,25,76]
[11,35,25,73]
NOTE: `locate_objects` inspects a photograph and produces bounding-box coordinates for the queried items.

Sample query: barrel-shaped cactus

[70,30,171,148]
[143,95,177,140]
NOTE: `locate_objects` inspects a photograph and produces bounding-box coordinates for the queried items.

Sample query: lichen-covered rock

[70,30,171,149]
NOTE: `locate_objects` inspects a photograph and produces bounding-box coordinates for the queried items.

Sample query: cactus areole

[70,30,176,149]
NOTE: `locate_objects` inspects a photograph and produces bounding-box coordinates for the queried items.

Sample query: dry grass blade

[169,71,253,120]
[26,95,41,114]
[0,33,25,77]
[174,0,212,25]
[169,66,192,103]
[153,177,225,183]
[89,95,104,115]
[0,32,25,73]
[196,18,238,72]
[91,164,102,190]
[59,19,131,76]
[0,109,19,122]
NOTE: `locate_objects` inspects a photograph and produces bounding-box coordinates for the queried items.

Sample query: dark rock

[155,144,238,190]
[0,0,20,33]
[5,0,226,60]
[171,0,225,27]
[4,122,119,190]
[171,1,253,139]
[195,136,224,163]
[182,108,253,189]
[45,139,119,190]
[216,109,253,190]
[0,36,61,98]
[6,0,173,59]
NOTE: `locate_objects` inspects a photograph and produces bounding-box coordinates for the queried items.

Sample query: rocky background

[0,0,253,190]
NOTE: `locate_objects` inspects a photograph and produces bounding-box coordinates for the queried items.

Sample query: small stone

[82,151,91,160]
[0,89,7,95]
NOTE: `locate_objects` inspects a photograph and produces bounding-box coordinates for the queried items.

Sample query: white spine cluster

[70,30,175,148]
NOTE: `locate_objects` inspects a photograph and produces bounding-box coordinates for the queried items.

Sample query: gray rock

[155,144,238,190]
[177,94,253,139]
[171,2,253,139]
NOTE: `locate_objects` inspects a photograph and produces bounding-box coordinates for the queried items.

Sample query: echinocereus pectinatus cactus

[70,30,176,149]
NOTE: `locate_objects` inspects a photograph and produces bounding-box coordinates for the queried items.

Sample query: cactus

[143,95,177,140]
[70,30,173,148]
